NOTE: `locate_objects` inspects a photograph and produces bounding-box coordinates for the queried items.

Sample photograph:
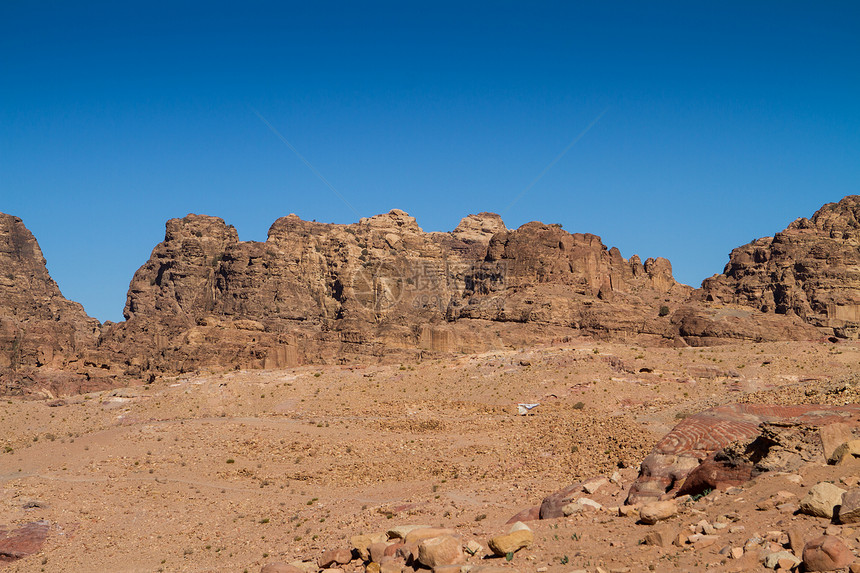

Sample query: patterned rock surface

[0,520,50,562]
[627,403,860,503]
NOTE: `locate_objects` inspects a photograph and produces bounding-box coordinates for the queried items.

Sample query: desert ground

[2,338,860,572]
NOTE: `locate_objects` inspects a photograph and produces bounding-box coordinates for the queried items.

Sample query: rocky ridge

[703,195,860,337]
[0,214,107,396]
[3,199,855,395]
[99,210,697,377]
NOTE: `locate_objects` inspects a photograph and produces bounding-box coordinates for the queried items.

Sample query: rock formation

[627,403,860,504]
[0,214,105,395]
[98,210,697,375]
[5,198,850,392]
[702,195,860,338]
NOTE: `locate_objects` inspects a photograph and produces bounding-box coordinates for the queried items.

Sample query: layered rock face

[3,200,840,388]
[101,210,693,374]
[0,213,102,395]
[702,195,860,338]
[0,214,100,361]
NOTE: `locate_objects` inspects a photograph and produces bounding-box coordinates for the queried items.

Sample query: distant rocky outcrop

[97,210,697,375]
[702,195,860,338]
[6,197,853,393]
[0,214,106,396]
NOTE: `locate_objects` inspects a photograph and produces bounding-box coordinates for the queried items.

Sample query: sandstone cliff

[0,213,106,395]
[701,195,860,338]
[99,210,695,374]
[3,200,841,393]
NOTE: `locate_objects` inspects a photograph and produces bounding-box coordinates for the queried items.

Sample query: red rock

[539,482,583,519]
[839,489,860,524]
[802,535,854,571]
[627,403,860,504]
[318,548,353,568]
[369,542,390,563]
[675,451,755,497]
[505,505,540,524]
[0,520,50,562]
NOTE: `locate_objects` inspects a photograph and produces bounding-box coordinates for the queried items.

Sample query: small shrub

[659,305,670,317]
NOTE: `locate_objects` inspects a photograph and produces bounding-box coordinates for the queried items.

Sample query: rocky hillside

[702,195,860,338]
[0,214,106,395]
[3,198,850,394]
[99,210,694,375]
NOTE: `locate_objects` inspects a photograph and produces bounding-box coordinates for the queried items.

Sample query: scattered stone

[689,534,719,549]
[825,527,844,540]
[539,482,583,519]
[562,498,602,516]
[764,550,801,570]
[289,560,317,573]
[618,505,640,518]
[842,476,860,488]
[583,477,609,494]
[730,547,744,559]
[416,536,465,568]
[369,542,390,563]
[695,520,716,535]
[839,489,860,524]
[642,531,668,547]
[352,534,386,560]
[432,566,463,573]
[802,535,854,571]
[800,482,848,518]
[787,527,805,556]
[638,500,678,524]
[404,528,459,546]
[387,525,431,540]
[318,548,352,568]
[464,539,483,557]
[488,529,533,556]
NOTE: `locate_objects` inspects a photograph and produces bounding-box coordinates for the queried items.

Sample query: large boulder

[628,403,860,504]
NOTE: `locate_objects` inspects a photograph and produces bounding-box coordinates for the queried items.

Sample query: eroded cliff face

[100,210,698,374]
[701,195,860,338]
[4,200,840,395]
[0,214,106,395]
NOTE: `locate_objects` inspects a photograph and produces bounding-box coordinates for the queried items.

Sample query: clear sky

[2,1,858,322]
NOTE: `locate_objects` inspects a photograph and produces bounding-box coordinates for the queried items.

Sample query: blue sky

[2,1,858,322]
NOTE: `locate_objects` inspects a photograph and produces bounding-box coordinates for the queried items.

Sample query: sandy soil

[2,338,859,572]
